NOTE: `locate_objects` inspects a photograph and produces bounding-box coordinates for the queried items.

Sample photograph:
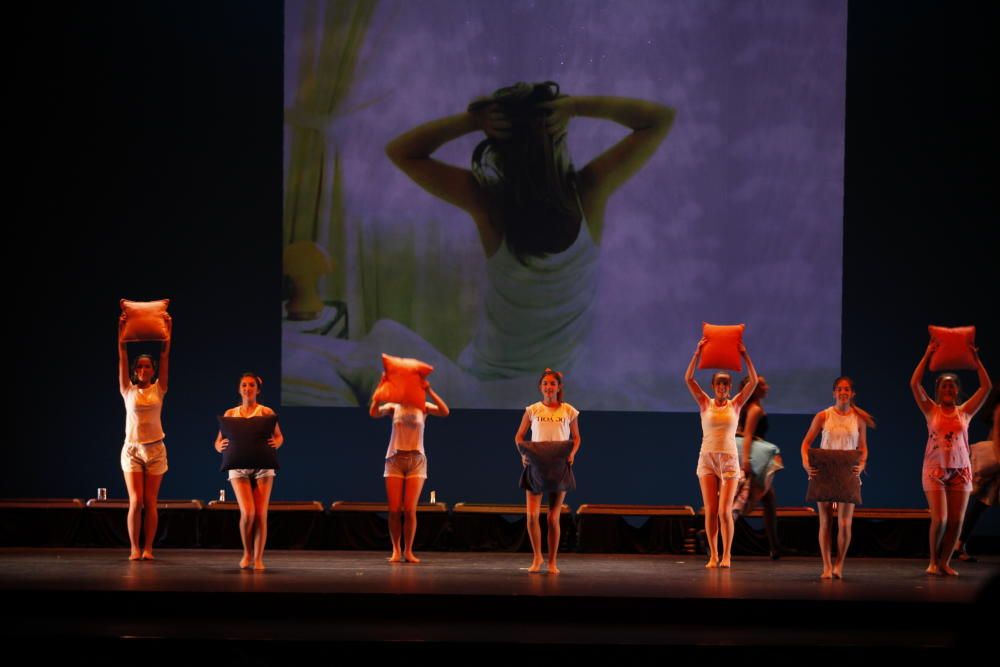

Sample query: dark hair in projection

[468,81,580,264]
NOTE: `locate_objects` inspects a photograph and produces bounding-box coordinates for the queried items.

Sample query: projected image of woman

[386,82,674,379]
[685,340,758,568]
[800,377,874,579]
[118,316,171,561]
[910,340,992,576]
[214,373,284,571]
[370,381,450,563]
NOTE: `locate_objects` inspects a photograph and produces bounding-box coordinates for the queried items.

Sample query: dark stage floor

[2,549,997,661]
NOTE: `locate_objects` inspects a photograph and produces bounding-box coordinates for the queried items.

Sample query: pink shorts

[696,451,741,480]
[922,465,973,492]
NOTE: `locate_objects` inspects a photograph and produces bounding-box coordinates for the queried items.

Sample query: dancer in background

[735,375,781,559]
[370,381,450,563]
[800,377,874,579]
[118,315,171,561]
[214,373,284,570]
[685,340,758,568]
[514,369,581,574]
[910,339,992,575]
[955,391,1000,562]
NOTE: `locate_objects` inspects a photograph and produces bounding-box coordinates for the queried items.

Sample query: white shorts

[228,468,277,481]
[120,441,168,475]
[696,451,740,480]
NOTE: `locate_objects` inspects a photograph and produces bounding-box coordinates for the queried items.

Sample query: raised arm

[910,340,938,416]
[800,411,825,478]
[156,316,172,393]
[960,346,993,417]
[733,345,758,407]
[685,338,710,408]
[544,96,675,240]
[425,383,450,418]
[118,316,130,394]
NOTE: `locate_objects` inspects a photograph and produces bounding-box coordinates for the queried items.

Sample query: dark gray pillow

[218,415,280,471]
[806,449,862,504]
[517,440,575,493]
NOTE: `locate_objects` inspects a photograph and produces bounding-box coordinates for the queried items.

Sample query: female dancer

[735,375,781,558]
[514,369,581,574]
[214,373,284,570]
[118,315,171,561]
[800,377,873,579]
[386,82,674,378]
[955,393,1000,561]
[685,340,758,568]
[370,380,450,563]
[911,339,991,575]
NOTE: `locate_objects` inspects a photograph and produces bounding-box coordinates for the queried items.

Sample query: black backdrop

[10,1,998,534]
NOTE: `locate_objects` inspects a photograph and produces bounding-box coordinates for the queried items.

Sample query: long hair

[832,376,877,429]
[737,375,761,430]
[469,81,579,264]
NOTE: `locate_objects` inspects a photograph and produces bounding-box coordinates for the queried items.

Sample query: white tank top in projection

[820,407,860,451]
[458,218,599,379]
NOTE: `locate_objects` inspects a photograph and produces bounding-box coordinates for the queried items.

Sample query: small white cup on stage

[97,487,107,501]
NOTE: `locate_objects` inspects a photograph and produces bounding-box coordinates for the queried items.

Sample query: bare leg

[140,473,163,559]
[402,476,425,563]
[925,490,946,574]
[938,490,970,576]
[699,475,720,568]
[832,502,855,578]
[718,476,739,567]
[817,501,834,578]
[546,491,567,574]
[123,472,145,560]
[230,477,256,568]
[251,477,274,571]
[385,476,404,562]
[525,492,544,572]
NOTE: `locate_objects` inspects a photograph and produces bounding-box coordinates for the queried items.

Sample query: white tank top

[382,403,430,457]
[820,407,860,451]
[122,383,165,445]
[700,398,742,455]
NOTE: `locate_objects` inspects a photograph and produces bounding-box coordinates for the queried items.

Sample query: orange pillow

[928,325,976,371]
[120,299,171,341]
[371,353,434,408]
[698,322,745,371]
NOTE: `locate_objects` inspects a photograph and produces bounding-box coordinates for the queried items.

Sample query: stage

[2,548,996,661]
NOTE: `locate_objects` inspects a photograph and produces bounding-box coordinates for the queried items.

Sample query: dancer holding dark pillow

[800,377,873,579]
[215,373,283,570]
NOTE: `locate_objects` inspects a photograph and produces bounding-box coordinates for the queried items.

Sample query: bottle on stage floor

[218,489,226,502]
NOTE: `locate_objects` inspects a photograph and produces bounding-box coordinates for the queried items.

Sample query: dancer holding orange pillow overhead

[117,313,172,561]
[910,338,991,576]
[370,378,449,563]
[685,339,758,568]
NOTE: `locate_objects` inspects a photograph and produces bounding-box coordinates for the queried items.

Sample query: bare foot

[141,550,155,561]
[821,568,833,579]
[547,562,560,574]
[940,564,959,576]
[925,563,941,576]
[129,550,142,561]
[719,557,731,568]
[527,558,544,573]
[253,560,266,571]
[832,563,843,579]
[705,557,720,569]
[404,552,421,563]
[388,552,403,563]
[239,554,252,569]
